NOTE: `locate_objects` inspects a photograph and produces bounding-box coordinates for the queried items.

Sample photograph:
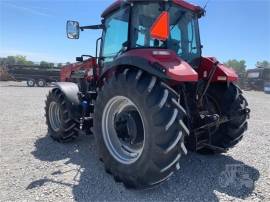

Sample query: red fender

[197,57,238,82]
[120,49,198,82]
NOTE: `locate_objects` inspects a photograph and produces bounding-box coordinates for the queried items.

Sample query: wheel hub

[114,110,144,144]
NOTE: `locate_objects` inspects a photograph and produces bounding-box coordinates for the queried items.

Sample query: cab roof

[101,0,204,18]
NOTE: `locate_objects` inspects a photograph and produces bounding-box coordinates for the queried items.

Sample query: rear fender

[198,57,238,82]
[99,49,198,83]
[54,82,82,119]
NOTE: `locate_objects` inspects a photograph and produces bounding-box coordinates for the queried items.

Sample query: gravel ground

[0,81,269,202]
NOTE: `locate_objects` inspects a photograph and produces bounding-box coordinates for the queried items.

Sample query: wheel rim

[38,80,44,86]
[49,101,61,132]
[28,80,34,86]
[102,96,145,165]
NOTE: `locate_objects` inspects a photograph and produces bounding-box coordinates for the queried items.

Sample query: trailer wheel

[94,68,189,189]
[45,88,79,142]
[27,79,35,87]
[200,84,249,153]
[37,79,46,87]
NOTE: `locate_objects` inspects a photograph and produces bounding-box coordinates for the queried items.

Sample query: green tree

[0,55,34,66]
[49,63,55,68]
[40,61,55,69]
[0,56,16,66]
[6,56,16,65]
[256,60,270,68]
[57,63,62,68]
[25,61,34,65]
[224,59,246,74]
[40,61,49,68]
[14,55,27,65]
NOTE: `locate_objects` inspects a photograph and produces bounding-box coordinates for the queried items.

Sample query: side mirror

[76,57,83,62]
[66,21,80,39]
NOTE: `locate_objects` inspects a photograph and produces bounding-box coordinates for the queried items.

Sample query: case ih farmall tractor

[45,0,250,188]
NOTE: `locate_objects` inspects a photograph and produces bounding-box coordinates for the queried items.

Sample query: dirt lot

[0,81,269,202]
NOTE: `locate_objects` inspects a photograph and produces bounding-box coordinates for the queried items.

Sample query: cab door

[100,6,130,73]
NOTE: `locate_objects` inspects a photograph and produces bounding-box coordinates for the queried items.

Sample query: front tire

[45,88,79,142]
[93,68,189,189]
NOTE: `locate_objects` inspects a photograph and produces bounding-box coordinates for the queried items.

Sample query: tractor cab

[67,0,204,73]
[100,1,204,64]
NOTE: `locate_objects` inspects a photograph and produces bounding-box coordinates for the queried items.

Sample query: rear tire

[45,88,79,142]
[93,68,189,189]
[27,79,35,87]
[199,84,248,153]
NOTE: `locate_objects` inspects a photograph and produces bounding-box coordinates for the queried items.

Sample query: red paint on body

[101,0,203,18]
[197,57,238,82]
[120,49,198,82]
[60,58,98,82]
[173,0,203,13]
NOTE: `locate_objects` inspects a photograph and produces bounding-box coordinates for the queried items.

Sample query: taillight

[217,76,227,81]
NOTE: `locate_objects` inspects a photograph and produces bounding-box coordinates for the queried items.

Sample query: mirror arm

[80,24,105,31]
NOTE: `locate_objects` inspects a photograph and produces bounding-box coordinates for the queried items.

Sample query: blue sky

[0,0,269,68]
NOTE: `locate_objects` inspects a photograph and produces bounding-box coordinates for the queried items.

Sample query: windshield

[263,69,270,80]
[247,71,261,79]
[131,2,201,62]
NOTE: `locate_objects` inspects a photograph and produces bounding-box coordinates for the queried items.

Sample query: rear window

[247,72,260,78]
[263,69,270,79]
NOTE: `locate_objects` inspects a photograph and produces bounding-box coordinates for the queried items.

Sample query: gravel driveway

[0,81,269,202]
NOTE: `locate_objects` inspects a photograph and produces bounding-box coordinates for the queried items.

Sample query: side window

[102,7,129,62]
[187,19,197,54]
[131,3,163,48]
[170,26,182,54]
[136,26,147,47]
[247,72,260,79]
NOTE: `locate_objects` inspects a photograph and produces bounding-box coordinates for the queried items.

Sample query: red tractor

[45,0,250,189]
